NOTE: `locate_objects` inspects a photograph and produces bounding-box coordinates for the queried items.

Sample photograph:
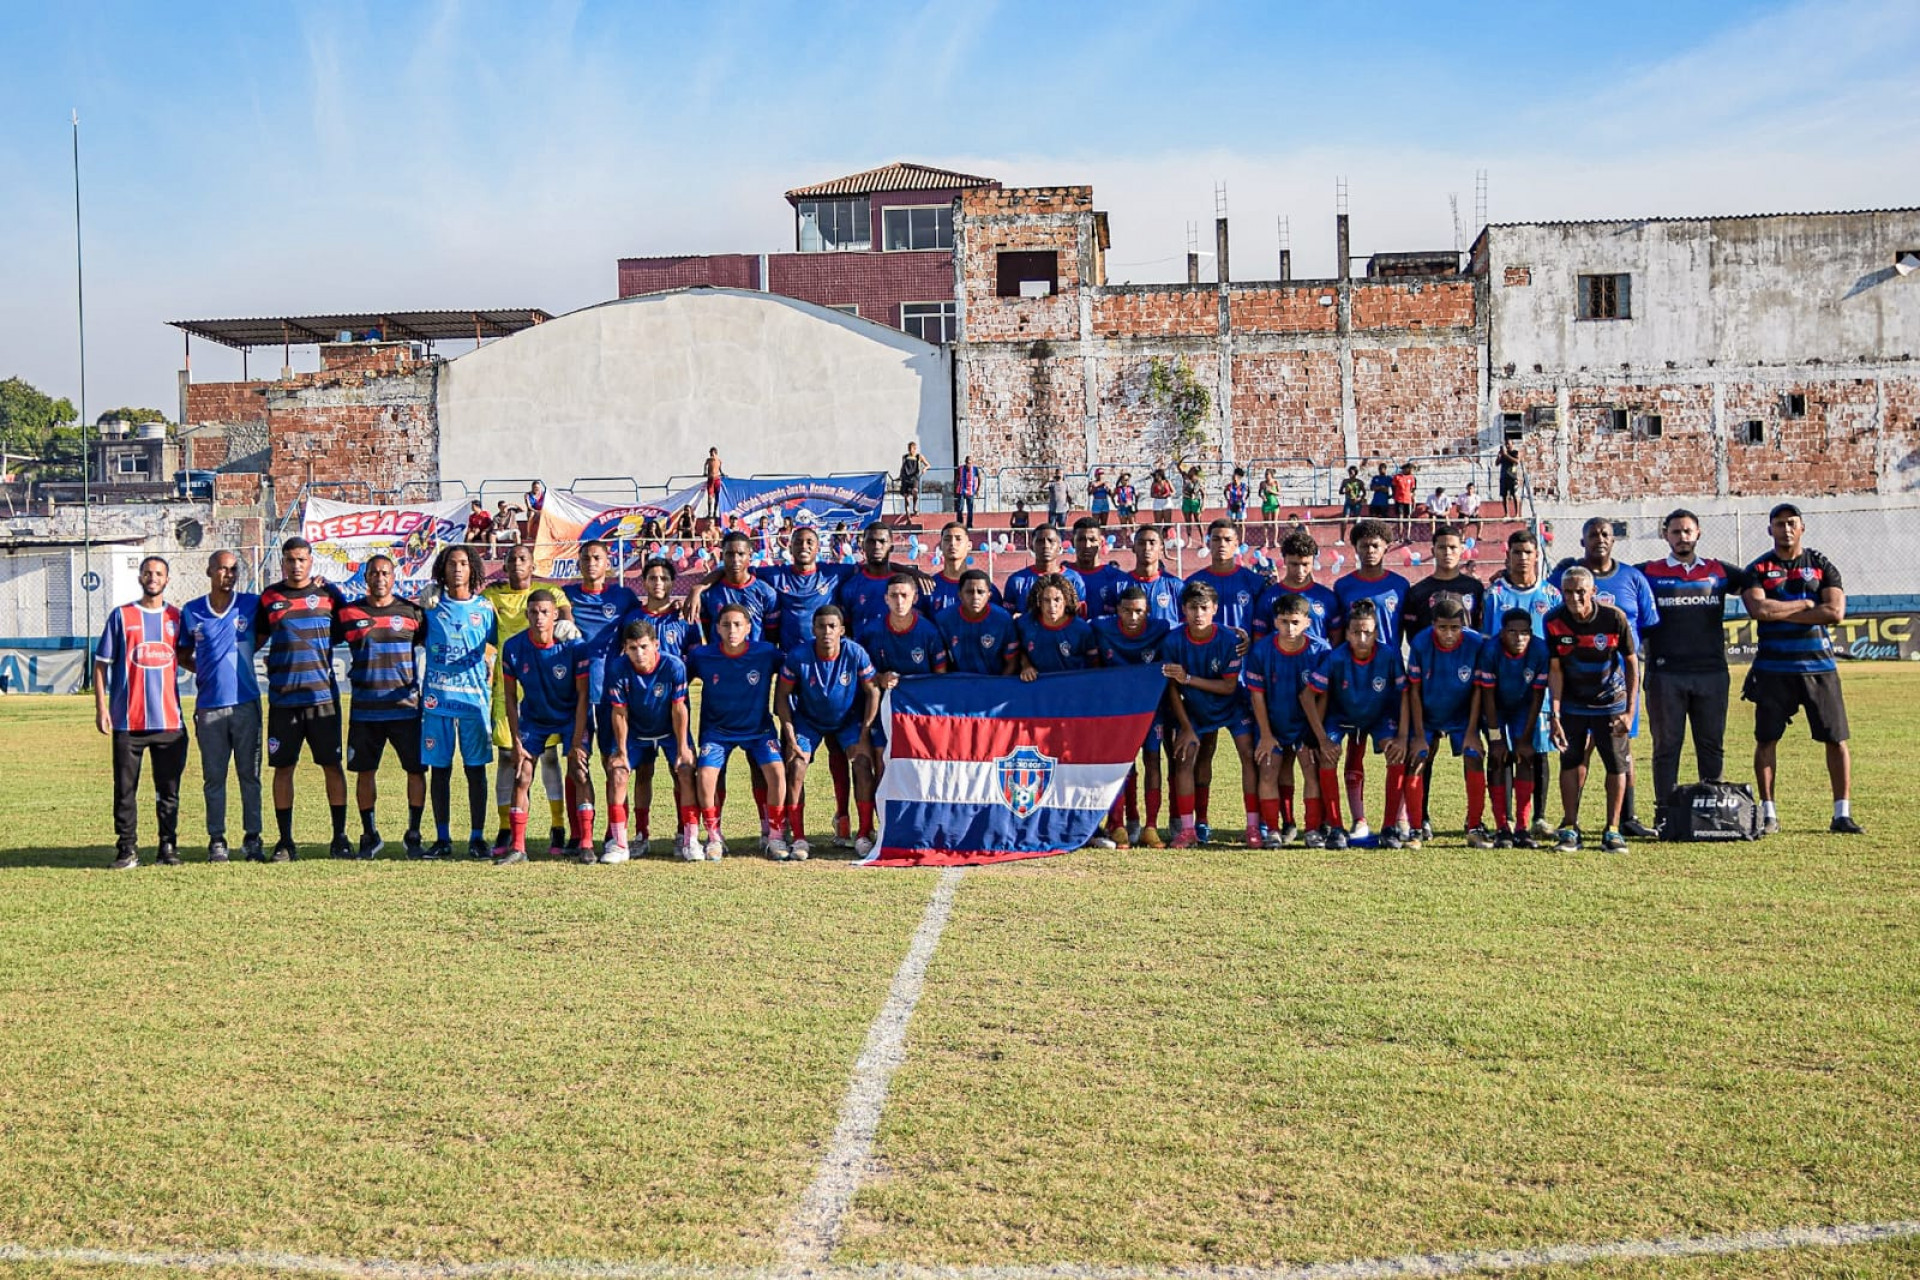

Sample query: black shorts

[1499,476,1518,499]
[1559,713,1627,775]
[347,715,424,774]
[267,704,343,768]
[1745,668,1850,744]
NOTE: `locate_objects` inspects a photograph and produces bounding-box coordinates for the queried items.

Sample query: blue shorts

[696,734,781,770]
[516,721,572,760]
[1191,709,1255,740]
[790,718,874,758]
[593,704,620,756]
[1325,721,1398,754]
[422,708,491,769]
[1422,725,1481,758]
[626,734,685,770]
[1142,719,1163,754]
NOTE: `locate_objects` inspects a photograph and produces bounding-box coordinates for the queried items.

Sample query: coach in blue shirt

[176,549,261,863]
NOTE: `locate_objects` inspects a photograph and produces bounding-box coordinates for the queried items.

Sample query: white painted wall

[435,288,953,491]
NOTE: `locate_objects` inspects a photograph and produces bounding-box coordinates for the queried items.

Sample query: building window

[1635,413,1663,440]
[1577,273,1631,320]
[902,302,958,344]
[882,206,953,251]
[1601,407,1628,434]
[114,453,149,477]
[1781,392,1807,418]
[1741,419,1767,446]
[1500,412,1526,441]
[995,251,1059,298]
[796,199,871,253]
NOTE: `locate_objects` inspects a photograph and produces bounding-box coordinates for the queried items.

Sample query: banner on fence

[718,474,886,527]
[1722,612,1920,662]
[0,644,87,694]
[300,497,470,599]
[533,485,706,578]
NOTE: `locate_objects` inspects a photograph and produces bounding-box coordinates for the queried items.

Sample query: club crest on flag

[995,745,1056,819]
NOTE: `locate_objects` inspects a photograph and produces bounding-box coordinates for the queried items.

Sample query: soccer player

[835,524,908,636]
[1545,567,1638,854]
[421,545,498,860]
[759,526,851,649]
[687,603,787,859]
[1334,519,1412,651]
[1068,517,1125,619]
[1113,523,1184,625]
[1242,593,1329,849]
[1401,524,1487,635]
[604,619,698,859]
[177,549,261,863]
[1091,585,1173,847]
[1486,527,1562,840]
[1005,524,1086,616]
[777,608,882,858]
[485,543,569,855]
[689,531,777,642]
[1159,580,1257,848]
[1404,595,1488,848]
[1476,608,1550,848]
[1639,510,1749,835]
[1014,575,1099,678]
[630,558,697,658]
[94,556,187,869]
[1550,517,1659,837]
[255,537,350,862]
[564,539,643,850]
[1301,600,1411,849]
[1741,503,1860,834]
[498,590,591,864]
[922,522,1000,615]
[336,554,427,858]
[861,574,948,685]
[934,570,1019,676]
[1190,519,1268,636]
[1252,531,1339,644]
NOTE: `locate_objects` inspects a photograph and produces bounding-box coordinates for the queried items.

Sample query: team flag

[863,665,1166,867]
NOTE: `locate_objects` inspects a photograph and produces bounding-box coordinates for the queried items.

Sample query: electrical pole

[74,108,94,686]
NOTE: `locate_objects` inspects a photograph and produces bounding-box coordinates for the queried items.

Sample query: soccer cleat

[1760,814,1781,836]
[425,839,453,861]
[1404,825,1424,850]
[1530,817,1555,841]
[1325,826,1350,850]
[1137,826,1165,848]
[1466,826,1494,850]
[790,836,811,862]
[599,842,630,865]
[1111,823,1131,849]
[1276,822,1301,849]
[241,834,265,863]
[1169,828,1198,849]
[766,835,792,861]
[156,842,182,867]
[494,847,527,865]
[491,826,512,855]
[329,835,355,860]
[1126,824,1143,845]
[271,840,298,863]
[1348,822,1372,842]
[358,831,385,860]
[1382,827,1404,850]
[704,833,726,861]
[1620,816,1657,839]
[1511,830,1537,850]
[110,849,139,871]
[833,815,853,849]
[1088,832,1117,849]
[1418,823,1434,845]
[1244,828,1264,849]
[1194,822,1213,844]
[1555,827,1582,854]
[1493,829,1515,849]
[1830,815,1865,835]
[1302,827,1327,849]
[853,836,875,859]
[467,837,493,861]
[207,838,230,864]
[1601,829,1629,854]
[576,841,598,865]
[403,832,427,860]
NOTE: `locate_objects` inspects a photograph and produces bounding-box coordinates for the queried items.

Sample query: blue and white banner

[718,474,887,527]
[864,665,1166,867]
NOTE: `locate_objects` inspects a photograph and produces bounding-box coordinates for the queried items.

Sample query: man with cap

[1741,503,1861,834]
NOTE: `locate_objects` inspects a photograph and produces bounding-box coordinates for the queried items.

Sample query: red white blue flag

[863,665,1166,867]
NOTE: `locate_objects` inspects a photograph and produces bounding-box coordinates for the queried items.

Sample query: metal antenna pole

[73,108,95,684]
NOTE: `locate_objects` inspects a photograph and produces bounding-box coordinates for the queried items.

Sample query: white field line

[2,1217,1917,1279]
[776,864,967,1268]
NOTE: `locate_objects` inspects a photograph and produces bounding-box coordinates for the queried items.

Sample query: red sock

[791,791,806,838]
[1385,764,1407,827]
[1516,778,1536,827]
[702,805,721,835]
[1344,740,1367,822]
[1466,770,1486,828]
[1279,783,1296,826]
[856,800,875,839]
[1402,772,1427,831]
[1146,786,1163,826]
[610,803,628,827]
[635,799,650,837]
[679,804,699,831]
[574,802,596,846]
[716,774,727,808]
[509,806,528,853]
[1124,772,1140,824]
[1173,791,1196,818]
[1196,787,1211,824]
[1491,783,1511,830]
[1319,768,1345,827]
[828,748,851,820]
[1304,796,1324,830]
[563,775,579,839]
[1258,797,1281,830]
[1107,798,1125,827]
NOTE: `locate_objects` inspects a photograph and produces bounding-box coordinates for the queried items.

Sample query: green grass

[2,668,1917,1276]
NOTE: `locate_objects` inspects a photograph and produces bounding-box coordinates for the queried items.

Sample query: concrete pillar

[1337,214,1351,282]
[1215,217,1230,285]
[1187,253,1200,285]
[1278,249,1292,281]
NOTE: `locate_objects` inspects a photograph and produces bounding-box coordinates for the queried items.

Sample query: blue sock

[436,821,450,842]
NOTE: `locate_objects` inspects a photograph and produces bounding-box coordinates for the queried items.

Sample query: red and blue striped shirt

[97,603,184,733]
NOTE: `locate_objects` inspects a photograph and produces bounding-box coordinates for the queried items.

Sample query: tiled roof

[786,161,998,200]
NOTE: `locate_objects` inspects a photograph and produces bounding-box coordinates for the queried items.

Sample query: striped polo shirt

[254,581,346,708]
[96,603,184,733]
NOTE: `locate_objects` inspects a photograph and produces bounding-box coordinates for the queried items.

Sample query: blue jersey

[781,639,877,730]
[1014,613,1099,673]
[1159,624,1245,730]
[1308,644,1406,733]
[501,632,587,735]
[422,592,497,715]
[1191,564,1268,634]
[687,641,781,740]
[935,604,1018,675]
[1103,570,1185,626]
[1251,581,1339,643]
[563,582,643,703]
[1486,575,1563,640]
[1240,634,1328,745]
[627,604,695,661]
[1004,564,1086,615]
[605,651,689,741]
[761,563,855,650]
[178,592,260,709]
[254,580,346,708]
[1549,559,1659,639]
[1091,616,1171,668]
[1407,628,1485,732]
[1475,634,1550,726]
[1071,563,1127,619]
[859,614,948,676]
[921,569,1001,617]
[698,575,779,644]
[1333,570,1412,651]
[1746,547,1844,675]
[336,598,426,721]
[834,568,902,635]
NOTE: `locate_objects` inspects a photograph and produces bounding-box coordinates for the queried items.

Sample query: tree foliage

[95,406,168,428]
[0,377,84,479]
[1145,357,1212,463]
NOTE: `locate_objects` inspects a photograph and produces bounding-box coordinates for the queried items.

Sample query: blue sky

[4,0,1917,414]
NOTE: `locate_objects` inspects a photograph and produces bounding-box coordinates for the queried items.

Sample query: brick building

[617,161,999,339]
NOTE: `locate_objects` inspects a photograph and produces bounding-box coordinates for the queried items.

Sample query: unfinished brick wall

[1091,353,1223,465]
[964,351,1088,493]
[1350,280,1476,330]
[1722,379,1880,496]
[1230,351,1345,464]
[1093,288,1217,338]
[957,186,1090,344]
[1351,345,1482,463]
[1228,286,1338,333]
[264,369,438,513]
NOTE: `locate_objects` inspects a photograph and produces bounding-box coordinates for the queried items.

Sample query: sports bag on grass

[1667,781,1763,841]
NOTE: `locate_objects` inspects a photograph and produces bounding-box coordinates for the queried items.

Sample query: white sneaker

[704,834,725,861]
[766,835,792,861]
[1348,822,1372,842]
[834,832,854,850]
[1088,833,1117,849]
[599,842,630,864]
[853,836,874,858]
[790,836,811,861]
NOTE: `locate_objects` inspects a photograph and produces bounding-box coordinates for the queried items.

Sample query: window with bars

[1577,273,1631,320]
[796,199,871,252]
[901,302,958,343]
[882,206,953,251]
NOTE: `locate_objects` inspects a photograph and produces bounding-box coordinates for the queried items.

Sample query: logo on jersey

[838,671,850,685]
[995,745,1056,820]
[133,641,173,668]
[551,663,568,680]
[1057,641,1072,657]
[1457,664,1473,683]
[982,634,998,649]
[910,647,926,665]
[424,695,439,710]
[1371,676,1386,691]
[305,595,319,609]
[746,669,762,686]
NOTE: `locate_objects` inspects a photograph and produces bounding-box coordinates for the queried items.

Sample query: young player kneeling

[1243,594,1329,847]
[776,607,882,860]
[1475,608,1550,848]
[1160,580,1257,848]
[604,620,697,860]
[498,590,592,865]
[1301,600,1412,849]
[1405,596,1490,848]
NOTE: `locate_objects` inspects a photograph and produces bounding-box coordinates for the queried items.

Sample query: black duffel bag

[1667,781,1764,841]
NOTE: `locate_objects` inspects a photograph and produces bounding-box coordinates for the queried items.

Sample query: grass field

[2,667,1917,1278]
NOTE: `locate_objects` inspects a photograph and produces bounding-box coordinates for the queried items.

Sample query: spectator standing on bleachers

[1225,468,1249,525]
[899,442,925,518]
[1340,466,1367,520]
[1150,468,1175,526]
[1458,482,1483,540]
[1181,466,1205,536]
[1368,463,1394,519]
[1114,472,1138,528]
[954,455,981,528]
[1259,469,1281,527]
[1497,440,1521,517]
[704,447,724,521]
[1045,470,1071,528]
[1391,463,1419,540]
[1089,469,1112,527]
